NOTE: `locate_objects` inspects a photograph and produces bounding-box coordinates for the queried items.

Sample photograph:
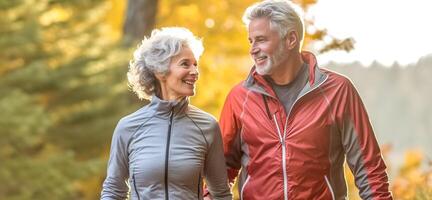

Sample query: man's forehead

[248,20,276,39]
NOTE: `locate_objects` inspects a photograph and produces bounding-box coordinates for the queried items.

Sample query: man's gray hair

[243,0,304,41]
[127,27,204,99]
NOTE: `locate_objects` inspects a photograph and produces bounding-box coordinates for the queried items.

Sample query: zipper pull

[169,109,174,125]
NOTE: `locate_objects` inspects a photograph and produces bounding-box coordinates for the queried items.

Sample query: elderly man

[219,0,393,199]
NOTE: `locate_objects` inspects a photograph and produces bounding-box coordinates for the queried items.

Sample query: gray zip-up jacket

[101,96,232,200]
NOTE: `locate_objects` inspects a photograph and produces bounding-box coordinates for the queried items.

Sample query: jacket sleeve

[338,80,392,200]
[203,122,233,200]
[219,89,243,184]
[100,119,130,200]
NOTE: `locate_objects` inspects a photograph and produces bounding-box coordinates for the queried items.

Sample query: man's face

[248,18,286,75]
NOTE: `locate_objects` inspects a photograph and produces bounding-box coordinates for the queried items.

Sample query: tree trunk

[123,0,158,43]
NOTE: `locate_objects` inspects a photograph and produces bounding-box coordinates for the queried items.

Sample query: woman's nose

[190,66,199,75]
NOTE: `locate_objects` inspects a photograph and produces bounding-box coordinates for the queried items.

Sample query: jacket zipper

[265,75,329,200]
[197,172,201,199]
[273,114,288,200]
[283,75,329,132]
[324,175,336,200]
[240,175,251,200]
[132,174,141,200]
[262,94,272,120]
[164,110,174,200]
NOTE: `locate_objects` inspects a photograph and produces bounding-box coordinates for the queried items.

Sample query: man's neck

[269,52,304,85]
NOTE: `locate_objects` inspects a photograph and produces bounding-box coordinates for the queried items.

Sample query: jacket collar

[243,51,327,98]
[148,95,189,117]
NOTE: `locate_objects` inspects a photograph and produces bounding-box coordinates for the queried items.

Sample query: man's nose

[250,46,259,55]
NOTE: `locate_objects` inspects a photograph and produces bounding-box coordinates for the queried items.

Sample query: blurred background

[1,0,431,199]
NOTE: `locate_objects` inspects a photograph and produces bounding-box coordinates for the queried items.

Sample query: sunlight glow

[308,0,432,66]
[205,18,215,28]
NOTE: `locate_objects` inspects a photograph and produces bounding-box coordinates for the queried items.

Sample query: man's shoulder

[231,80,247,91]
[320,67,353,86]
[227,80,249,96]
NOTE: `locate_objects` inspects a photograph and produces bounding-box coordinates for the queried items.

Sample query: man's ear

[285,31,298,50]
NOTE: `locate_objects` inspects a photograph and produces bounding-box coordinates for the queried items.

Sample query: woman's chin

[186,91,195,97]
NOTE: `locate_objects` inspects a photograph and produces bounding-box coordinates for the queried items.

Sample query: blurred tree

[123,0,159,44]
[0,0,138,199]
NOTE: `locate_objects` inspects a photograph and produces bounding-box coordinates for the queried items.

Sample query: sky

[307,0,432,66]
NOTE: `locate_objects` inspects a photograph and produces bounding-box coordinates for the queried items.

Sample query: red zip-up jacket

[220,52,392,200]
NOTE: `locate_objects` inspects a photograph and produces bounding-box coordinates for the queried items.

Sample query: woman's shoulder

[186,105,219,130]
[186,105,217,122]
[114,105,154,136]
[185,105,221,145]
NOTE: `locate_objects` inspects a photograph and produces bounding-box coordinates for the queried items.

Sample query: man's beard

[255,44,286,75]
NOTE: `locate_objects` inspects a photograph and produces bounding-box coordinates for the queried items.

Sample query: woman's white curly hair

[127,27,204,99]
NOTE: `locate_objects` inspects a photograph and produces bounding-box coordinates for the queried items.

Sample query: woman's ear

[155,72,166,82]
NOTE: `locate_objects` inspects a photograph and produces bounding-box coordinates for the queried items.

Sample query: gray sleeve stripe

[185,114,209,150]
[127,116,155,153]
[342,118,374,199]
[318,87,336,123]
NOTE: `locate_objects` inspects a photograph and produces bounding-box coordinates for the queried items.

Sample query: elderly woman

[101,27,232,200]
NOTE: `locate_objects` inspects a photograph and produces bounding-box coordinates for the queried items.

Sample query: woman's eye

[181,62,188,66]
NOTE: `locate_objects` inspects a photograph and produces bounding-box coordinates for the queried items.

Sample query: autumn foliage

[0,0,429,199]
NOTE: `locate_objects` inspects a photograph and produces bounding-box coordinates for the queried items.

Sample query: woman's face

[157,46,199,101]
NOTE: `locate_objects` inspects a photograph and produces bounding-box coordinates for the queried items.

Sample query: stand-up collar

[148,95,189,118]
[243,51,326,97]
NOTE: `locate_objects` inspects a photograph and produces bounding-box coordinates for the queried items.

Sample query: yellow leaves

[190,54,250,117]
[293,0,318,10]
[74,176,103,200]
[104,0,126,40]
[39,6,72,26]
[158,3,201,29]
[0,58,24,75]
[176,4,200,20]
[344,146,432,199]
[153,1,254,116]
[404,149,423,169]
[345,162,361,200]
[49,38,82,68]
[393,172,428,200]
[222,17,236,30]
[36,143,61,160]
[391,149,432,199]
